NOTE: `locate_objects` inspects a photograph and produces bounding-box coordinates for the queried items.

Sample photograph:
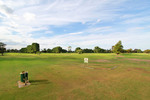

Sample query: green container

[25,72,28,80]
[20,71,28,83]
[20,73,25,82]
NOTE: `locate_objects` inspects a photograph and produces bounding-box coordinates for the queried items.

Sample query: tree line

[0,41,150,56]
[20,43,40,54]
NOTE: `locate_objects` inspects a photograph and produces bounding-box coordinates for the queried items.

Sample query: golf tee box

[18,71,30,88]
[18,81,31,88]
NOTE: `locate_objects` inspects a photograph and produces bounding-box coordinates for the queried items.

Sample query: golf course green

[0,53,150,100]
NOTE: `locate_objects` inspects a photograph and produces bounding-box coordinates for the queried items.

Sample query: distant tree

[27,45,33,53]
[137,49,143,53]
[41,48,47,53]
[75,47,82,53]
[76,49,83,54]
[32,43,40,54]
[47,49,52,53]
[10,49,15,52]
[94,46,105,53]
[52,46,62,53]
[112,41,123,55]
[105,49,111,53]
[20,48,27,53]
[6,49,19,53]
[132,49,138,53]
[13,49,18,52]
[100,48,105,53]
[126,49,132,53]
[133,49,143,53]
[94,46,100,53]
[68,46,72,53]
[14,49,19,52]
[82,48,94,53]
[36,51,41,55]
[144,49,150,54]
[6,49,11,52]
[0,42,6,56]
[62,49,67,53]
[111,46,114,53]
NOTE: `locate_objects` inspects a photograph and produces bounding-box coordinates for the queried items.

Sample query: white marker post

[84,58,88,63]
[84,58,88,67]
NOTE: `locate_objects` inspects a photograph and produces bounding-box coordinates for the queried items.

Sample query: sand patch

[127,59,150,62]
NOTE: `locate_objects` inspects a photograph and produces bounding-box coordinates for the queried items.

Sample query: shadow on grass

[30,79,50,85]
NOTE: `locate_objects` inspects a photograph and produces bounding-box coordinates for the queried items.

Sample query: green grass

[0,53,150,100]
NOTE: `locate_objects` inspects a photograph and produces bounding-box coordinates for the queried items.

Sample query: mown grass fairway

[0,53,150,100]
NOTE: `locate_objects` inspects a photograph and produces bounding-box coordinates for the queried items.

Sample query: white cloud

[23,12,35,21]
[45,31,53,34]
[0,0,149,50]
[123,16,150,24]
[68,32,83,35]
[96,19,101,23]
[1,0,127,27]
[0,25,149,50]
[0,4,13,18]
[87,26,112,33]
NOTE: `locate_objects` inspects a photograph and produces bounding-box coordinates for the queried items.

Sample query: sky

[0,0,150,50]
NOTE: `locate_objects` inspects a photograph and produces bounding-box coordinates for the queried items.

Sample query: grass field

[0,53,150,100]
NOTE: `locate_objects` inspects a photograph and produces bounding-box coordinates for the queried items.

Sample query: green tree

[68,46,72,53]
[105,49,111,53]
[76,49,83,54]
[0,42,6,56]
[20,48,27,53]
[82,48,94,53]
[6,49,11,52]
[62,49,67,53]
[41,48,47,53]
[133,49,143,53]
[137,49,143,53]
[94,46,105,53]
[112,41,123,55]
[94,46,100,53]
[75,47,82,53]
[32,43,40,54]
[126,49,132,53]
[52,46,62,53]
[47,49,52,53]
[27,45,33,53]
[144,49,150,54]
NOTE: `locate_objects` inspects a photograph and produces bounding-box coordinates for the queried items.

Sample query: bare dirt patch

[127,68,150,74]
[134,68,150,74]
[127,59,150,62]
[94,59,110,62]
[116,55,124,57]
[94,67,111,70]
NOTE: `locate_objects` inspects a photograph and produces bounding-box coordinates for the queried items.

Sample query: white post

[84,58,88,67]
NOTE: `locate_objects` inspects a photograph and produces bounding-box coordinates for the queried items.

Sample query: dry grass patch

[127,58,150,62]
[127,68,150,74]
[94,59,110,62]
[116,55,124,58]
[134,68,150,74]
[94,67,111,70]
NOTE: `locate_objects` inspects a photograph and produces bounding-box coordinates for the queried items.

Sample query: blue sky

[0,0,150,50]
